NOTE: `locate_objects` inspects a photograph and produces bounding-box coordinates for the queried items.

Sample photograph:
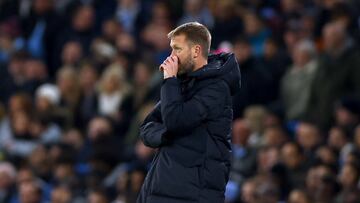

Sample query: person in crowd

[306,22,360,130]
[0,162,17,202]
[281,142,307,189]
[281,39,318,120]
[97,64,131,121]
[178,0,214,29]
[232,37,274,119]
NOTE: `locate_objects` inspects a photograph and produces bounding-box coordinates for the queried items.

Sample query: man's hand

[160,56,179,79]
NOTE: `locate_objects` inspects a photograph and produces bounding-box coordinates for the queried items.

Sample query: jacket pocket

[204,159,229,191]
[150,153,201,201]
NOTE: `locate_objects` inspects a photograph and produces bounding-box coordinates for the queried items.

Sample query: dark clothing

[260,51,291,100]
[211,17,243,48]
[137,53,240,203]
[0,76,44,104]
[232,57,274,119]
[0,0,18,21]
[305,44,360,130]
[52,27,96,75]
[21,10,65,77]
[229,145,257,184]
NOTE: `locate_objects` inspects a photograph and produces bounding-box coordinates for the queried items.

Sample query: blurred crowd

[0,0,360,203]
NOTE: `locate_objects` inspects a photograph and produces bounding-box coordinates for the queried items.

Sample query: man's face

[19,182,41,203]
[233,42,251,64]
[281,143,301,169]
[322,23,345,51]
[170,34,195,75]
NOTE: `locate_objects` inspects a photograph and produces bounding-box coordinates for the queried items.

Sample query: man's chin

[177,71,186,76]
[177,67,186,76]
[177,66,194,76]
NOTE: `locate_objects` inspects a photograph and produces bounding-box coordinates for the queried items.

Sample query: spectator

[336,163,360,203]
[115,0,141,34]
[18,180,44,203]
[97,64,131,120]
[210,0,243,48]
[243,11,271,56]
[178,0,214,29]
[0,52,29,104]
[112,166,146,203]
[232,37,274,118]
[118,60,158,135]
[260,38,291,99]
[327,126,353,163]
[306,22,360,130]
[91,38,116,69]
[50,185,72,203]
[281,39,318,120]
[78,62,99,128]
[295,122,322,161]
[288,189,311,203]
[257,146,280,174]
[226,119,257,202]
[101,18,122,45]
[35,83,72,129]
[0,109,36,158]
[83,116,122,176]
[23,58,48,93]
[54,5,96,73]
[140,1,172,65]
[316,145,338,166]
[334,97,360,134]
[240,178,257,203]
[253,175,281,203]
[262,126,288,147]
[27,145,51,181]
[338,163,359,190]
[0,18,21,64]
[281,142,307,189]
[61,41,83,67]
[87,189,108,203]
[56,66,81,127]
[0,162,17,202]
[20,0,64,72]
[305,164,338,202]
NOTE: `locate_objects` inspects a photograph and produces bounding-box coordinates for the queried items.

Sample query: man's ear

[193,45,201,58]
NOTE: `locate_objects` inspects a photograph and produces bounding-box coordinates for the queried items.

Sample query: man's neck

[193,57,208,71]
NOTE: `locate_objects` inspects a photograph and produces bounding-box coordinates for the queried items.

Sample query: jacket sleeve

[160,77,226,133]
[139,102,169,148]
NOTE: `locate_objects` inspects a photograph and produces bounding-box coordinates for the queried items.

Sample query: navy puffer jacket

[137,53,241,203]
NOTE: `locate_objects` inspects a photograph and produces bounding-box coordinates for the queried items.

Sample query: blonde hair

[98,64,131,95]
[56,66,81,108]
[168,22,211,58]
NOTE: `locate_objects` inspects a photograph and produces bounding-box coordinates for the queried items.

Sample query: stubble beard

[178,55,195,76]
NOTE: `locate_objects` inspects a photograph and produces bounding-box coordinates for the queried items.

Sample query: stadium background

[0,0,360,202]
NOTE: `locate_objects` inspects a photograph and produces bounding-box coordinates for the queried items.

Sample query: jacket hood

[188,52,241,95]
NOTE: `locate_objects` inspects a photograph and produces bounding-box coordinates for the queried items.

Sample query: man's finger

[169,56,175,63]
[173,56,179,63]
[165,58,173,65]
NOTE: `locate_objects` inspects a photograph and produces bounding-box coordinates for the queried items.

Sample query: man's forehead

[170,35,186,46]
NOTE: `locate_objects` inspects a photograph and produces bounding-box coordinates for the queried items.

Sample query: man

[19,180,43,203]
[137,22,240,203]
[305,22,360,130]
